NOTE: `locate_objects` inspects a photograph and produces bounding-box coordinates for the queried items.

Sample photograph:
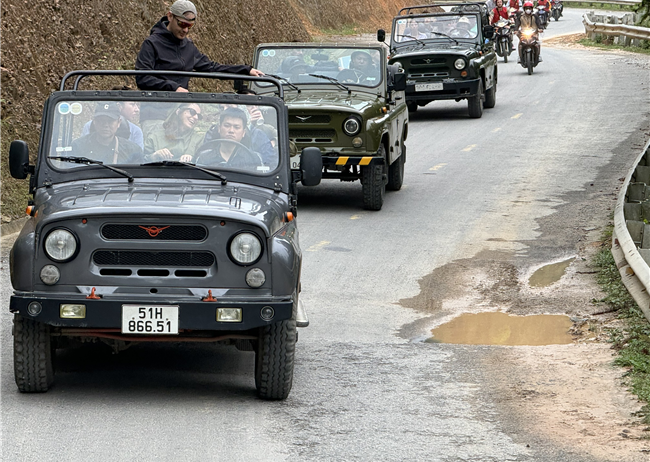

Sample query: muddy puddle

[427,312,574,346]
[528,258,575,288]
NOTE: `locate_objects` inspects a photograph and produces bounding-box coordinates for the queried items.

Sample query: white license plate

[121,305,179,334]
[291,157,301,170]
[415,82,443,92]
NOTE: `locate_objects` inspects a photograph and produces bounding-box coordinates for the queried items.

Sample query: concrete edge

[0,216,29,238]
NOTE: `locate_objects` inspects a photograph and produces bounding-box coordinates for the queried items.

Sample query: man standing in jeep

[135,0,263,92]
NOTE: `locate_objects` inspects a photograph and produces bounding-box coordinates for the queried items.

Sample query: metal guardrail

[564,0,640,6]
[612,138,650,324]
[583,13,650,40]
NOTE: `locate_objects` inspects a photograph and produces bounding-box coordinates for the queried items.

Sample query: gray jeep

[383,2,497,118]
[7,70,322,400]
[247,43,408,211]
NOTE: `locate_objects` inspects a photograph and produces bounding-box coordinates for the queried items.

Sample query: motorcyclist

[491,0,510,24]
[514,1,543,63]
[536,0,551,25]
[508,0,520,12]
[551,0,564,17]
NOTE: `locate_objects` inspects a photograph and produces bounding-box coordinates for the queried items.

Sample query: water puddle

[528,258,575,288]
[427,312,573,346]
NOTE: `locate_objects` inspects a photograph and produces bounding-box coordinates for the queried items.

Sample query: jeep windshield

[253,46,383,89]
[392,13,479,45]
[47,99,280,176]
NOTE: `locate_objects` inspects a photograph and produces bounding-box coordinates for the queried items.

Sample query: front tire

[362,145,387,210]
[468,79,484,118]
[13,315,54,393]
[527,54,534,75]
[255,319,296,400]
[406,101,418,113]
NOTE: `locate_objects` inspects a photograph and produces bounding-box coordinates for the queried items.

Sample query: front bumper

[10,293,293,332]
[322,155,385,167]
[406,78,481,102]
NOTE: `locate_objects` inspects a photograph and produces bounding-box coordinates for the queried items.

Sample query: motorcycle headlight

[454,59,466,70]
[342,116,362,136]
[44,229,78,262]
[229,232,263,265]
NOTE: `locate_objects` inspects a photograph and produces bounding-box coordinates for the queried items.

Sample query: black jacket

[135,17,252,92]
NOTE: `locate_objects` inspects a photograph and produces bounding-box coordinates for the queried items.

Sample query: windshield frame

[390,12,483,50]
[34,90,293,194]
[251,44,386,94]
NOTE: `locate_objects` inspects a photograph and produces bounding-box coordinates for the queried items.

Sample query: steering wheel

[194,139,262,169]
[337,69,367,84]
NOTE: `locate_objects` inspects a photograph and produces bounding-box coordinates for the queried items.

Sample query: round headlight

[343,117,362,136]
[229,233,262,265]
[40,265,61,285]
[44,229,78,262]
[454,59,466,70]
[246,268,266,288]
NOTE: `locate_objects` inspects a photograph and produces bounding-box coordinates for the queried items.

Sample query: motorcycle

[536,5,549,29]
[493,18,513,63]
[518,28,541,75]
[551,0,563,21]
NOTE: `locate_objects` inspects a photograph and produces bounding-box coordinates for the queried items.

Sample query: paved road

[2,10,649,462]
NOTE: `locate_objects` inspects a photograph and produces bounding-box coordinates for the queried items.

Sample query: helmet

[523,1,534,7]
[457,16,471,28]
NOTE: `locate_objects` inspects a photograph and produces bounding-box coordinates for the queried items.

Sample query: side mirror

[377,29,386,43]
[9,140,31,180]
[392,72,407,92]
[483,25,495,39]
[300,147,322,186]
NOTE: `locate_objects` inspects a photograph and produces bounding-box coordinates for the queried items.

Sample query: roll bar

[398,2,484,15]
[59,70,283,98]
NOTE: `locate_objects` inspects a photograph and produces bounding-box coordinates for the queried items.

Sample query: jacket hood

[150,17,179,42]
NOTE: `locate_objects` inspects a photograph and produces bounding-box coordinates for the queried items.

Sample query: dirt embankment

[0,0,423,219]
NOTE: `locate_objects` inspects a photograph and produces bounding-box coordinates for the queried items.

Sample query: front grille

[93,251,215,267]
[409,71,449,78]
[290,129,336,143]
[290,114,331,124]
[411,58,448,65]
[101,224,207,241]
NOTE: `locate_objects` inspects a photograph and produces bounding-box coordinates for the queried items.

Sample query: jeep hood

[32,179,288,237]
[283,90,382,113]
[392,43,481,59]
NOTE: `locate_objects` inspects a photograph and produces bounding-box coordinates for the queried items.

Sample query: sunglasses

[175,16,195,29]
[183,108,203,120]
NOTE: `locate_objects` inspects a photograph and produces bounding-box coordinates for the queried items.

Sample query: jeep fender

[10,218,37,291]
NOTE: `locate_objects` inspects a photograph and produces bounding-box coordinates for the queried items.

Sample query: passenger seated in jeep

[450,16,477,38]
[144,103,204,162]
[71,102,143,164]
[337,50,379,85]
[194,107,268,171]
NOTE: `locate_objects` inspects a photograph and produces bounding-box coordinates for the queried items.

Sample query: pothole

[426,312,574,346]
[528,258,575,288]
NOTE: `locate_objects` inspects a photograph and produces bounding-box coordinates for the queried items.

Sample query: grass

[565,2,635,10]
[578,37,650,54]
[592,228,650,425]
[317,24,367,36]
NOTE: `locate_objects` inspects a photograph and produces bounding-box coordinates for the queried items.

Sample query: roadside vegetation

[592,226,650,425]
[565,2,634,11]
[578,36,650,53]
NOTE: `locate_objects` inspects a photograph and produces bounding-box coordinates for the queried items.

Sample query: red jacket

[537,0,550,11]
[491,7,510,24]
[508,0,519,11]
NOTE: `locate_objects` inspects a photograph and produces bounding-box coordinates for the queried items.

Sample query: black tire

[406,101,418,113]
[13,315,54,393]
[387,144,405,191]
[504,53,508,64]
[468,79,483,118]
[484,80,496,109]
[362,145,387,210]
[255,319,297,400]
[527,57,534,75]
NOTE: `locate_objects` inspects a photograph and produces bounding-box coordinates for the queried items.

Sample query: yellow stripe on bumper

[359,157,372,166]
[336,157,349,165]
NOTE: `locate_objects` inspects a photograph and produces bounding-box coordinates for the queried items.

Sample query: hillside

[0,0,424,220]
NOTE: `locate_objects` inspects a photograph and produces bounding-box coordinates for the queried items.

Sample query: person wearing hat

[71,102,143,164]
[135,0,263,93]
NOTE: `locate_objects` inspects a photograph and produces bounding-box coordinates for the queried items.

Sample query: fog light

[40,265,60,285]
[352,137,363,148]
[246,268,266,288]
[27,301,42,316]
[217,308,242,322]
[461,70,468,77]
[260,306,275,321]
[60,304,86,319]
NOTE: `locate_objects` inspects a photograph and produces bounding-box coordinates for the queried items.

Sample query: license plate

[415,82,443,92]
[291,157,301,170]
[121,305,179,334]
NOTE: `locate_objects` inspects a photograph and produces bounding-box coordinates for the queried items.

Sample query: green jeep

[247,43,408,211]
[383,2,497,118]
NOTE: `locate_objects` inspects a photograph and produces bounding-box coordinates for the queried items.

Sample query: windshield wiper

[49,156,134,182]
[429,31,459,45]
[308,74,351,94]
[266,73,301,93]
[141,160,228,185]
[395,34,426,47]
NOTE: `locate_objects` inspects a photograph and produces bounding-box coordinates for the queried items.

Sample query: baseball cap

[170,0,197,18]
[94,102,121,120]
